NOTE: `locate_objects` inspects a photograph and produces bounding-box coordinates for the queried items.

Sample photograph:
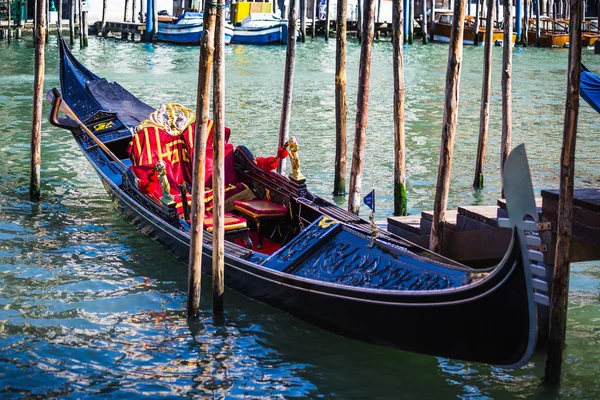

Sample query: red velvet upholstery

[233,200,288,216]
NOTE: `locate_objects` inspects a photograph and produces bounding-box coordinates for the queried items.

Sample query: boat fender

[494,40,503,47]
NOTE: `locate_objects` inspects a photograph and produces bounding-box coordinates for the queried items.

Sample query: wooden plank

[388,214,421,235]
[404,228,512,263]
[422,209,457,230]
[497,197,542,210]
[457,205,499,226]
[542,188,600,212]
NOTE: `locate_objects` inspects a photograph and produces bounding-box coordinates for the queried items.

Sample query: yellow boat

[433,12,516,45]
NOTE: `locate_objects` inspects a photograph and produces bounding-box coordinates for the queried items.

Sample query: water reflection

[0,35,599,398]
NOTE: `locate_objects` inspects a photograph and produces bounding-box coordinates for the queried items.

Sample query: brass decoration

[287,136,305,181]
[155,160,175,206]
[136,103,196,136]
[318,216,339,229]
[368,213,378,248]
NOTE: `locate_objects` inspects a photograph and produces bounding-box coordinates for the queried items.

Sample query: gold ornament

[287,136,305,181]
[155,160,175,206]
[136,103,196,136]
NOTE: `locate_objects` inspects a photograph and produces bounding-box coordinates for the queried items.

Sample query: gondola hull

[47,35,547,368]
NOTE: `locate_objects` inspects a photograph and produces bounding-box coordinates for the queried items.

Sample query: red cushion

[204,213,247,232]
[204,143,238,188]
[233,200,287,216]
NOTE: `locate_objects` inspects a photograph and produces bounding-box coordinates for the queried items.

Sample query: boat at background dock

[527,17,569,47]
[47,35,549,368]
[156,12,234,45]
[231,13,289,45]
[433,12,514,45]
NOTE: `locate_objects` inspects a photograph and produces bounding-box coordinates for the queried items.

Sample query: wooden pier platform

[388,188,600,266]
[101,21,146,41]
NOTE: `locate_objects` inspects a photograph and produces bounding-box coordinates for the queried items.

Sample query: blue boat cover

[581,64,600,114]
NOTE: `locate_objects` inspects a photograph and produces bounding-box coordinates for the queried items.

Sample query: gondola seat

[233,199,288,249]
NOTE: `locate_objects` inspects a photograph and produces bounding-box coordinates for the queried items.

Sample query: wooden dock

[100,21,146,41]
[388,188,600,266]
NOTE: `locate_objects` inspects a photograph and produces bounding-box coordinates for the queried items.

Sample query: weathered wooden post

[57,0,62,33]
[276,0,298,175]
[473,0,495,189]
[500,0,513,196]
[132,0,137,23]
[422,0,428,43]
[312,0,317,37]
[536,0,541,45]
[82,10,88,46]
[495,0,499,24]
[545,0,582,384]
[523,0,529,46]
[376,0,382,39]
[430,0,435,42]
[348,0,375,214]
[188,0,217,318]
[7,0,11,43]
[393,0,407,215]
[69,0,74,45]
[429,0,465,253]
[124,0,130,21]
[357,0,362,41]
[334,0,347,196]
[31,0,47,202]
[300,0,306,42]
[212,0,226,315]
[101,0,107,36]
[78,0,83,47]
[325,0,331,40]
[474,0,480,45]
[408,0,414,44]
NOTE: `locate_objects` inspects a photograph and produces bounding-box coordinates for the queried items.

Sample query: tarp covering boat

[581,64,600,114]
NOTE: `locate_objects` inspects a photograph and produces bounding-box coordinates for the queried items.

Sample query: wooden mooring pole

[69,0,74,45]
[333,0,348,196]
[500,0,513,197]
[545,0,582,384]
[300,0,306,42]
[7,0,11,44]
[348,0,375,214]
[473,0,495,189]
[422,0,428,44]
[312,0,317,38]
[276,0,298,175]
[536,0,541,45]
[57,0,62,33]
[82,10,88,46]
[474,0,480,45]
[393,0,407,216]
[78,0,83,47]
[429,0,465,254]
[212,0,226,316]
[326,0,331,40]
[101,0,107,36]
[124,0,130,22]
[132,0,137,23]
[188,0,217,318]
[429,0,435,42]
[30,0,47,202]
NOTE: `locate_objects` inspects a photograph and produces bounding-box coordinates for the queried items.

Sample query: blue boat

[231,13,289,44]
[581,64,600,114]
[156,12,234,45]
[46,35,549,368]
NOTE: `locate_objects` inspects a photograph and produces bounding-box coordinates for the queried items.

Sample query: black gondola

[47,36,550,368]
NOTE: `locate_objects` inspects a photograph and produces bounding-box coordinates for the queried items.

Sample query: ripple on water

[0,36,600,398]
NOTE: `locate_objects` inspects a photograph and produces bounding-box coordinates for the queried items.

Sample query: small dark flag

[363,188,375,213]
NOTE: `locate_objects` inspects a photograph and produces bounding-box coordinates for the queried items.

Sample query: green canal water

[0,36,599,398]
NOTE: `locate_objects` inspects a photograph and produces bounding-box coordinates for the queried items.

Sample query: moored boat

[582,19,599,47]
[156,12,234,45]
[231,13,289,44]
[433,12,514,45]
[527,17,569,47]
[47,35,550,368]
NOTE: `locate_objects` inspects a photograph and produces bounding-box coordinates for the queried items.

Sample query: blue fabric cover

[581,64,600,114]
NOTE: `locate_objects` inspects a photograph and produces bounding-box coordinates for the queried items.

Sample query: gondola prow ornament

[156,160,175,206]
[363,188,378,247]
